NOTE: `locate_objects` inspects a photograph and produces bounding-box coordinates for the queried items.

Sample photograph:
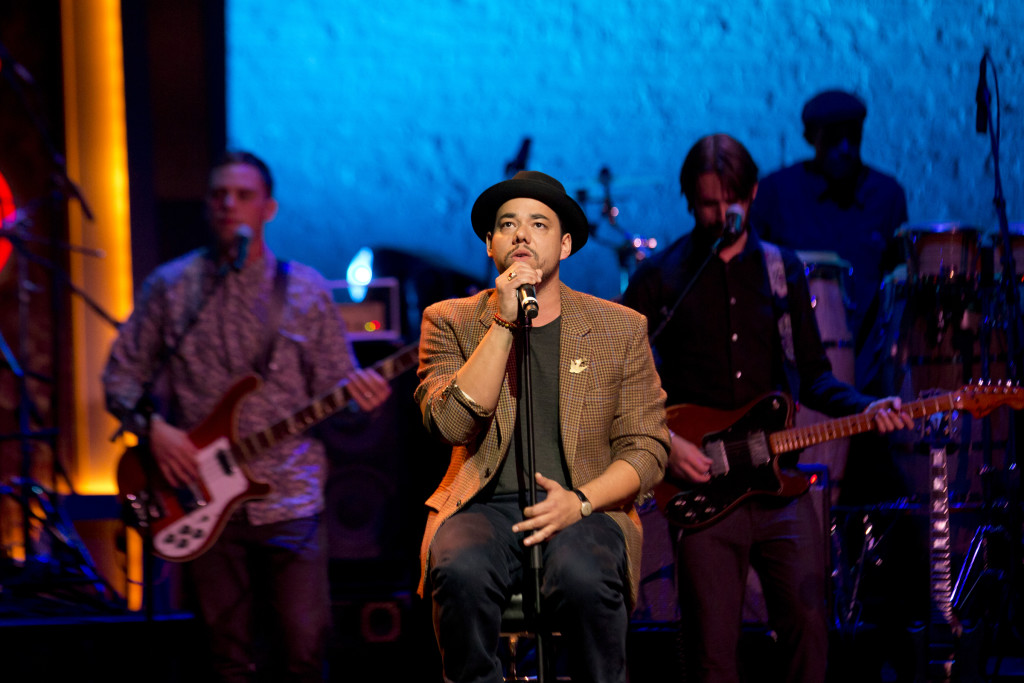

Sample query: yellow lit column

[60,0,134,494]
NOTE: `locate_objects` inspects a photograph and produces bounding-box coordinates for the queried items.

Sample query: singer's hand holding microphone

[496,264,542,324]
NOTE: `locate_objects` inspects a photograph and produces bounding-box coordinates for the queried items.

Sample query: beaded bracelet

[492,313,518,331]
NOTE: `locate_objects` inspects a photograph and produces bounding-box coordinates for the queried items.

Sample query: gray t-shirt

[494,316,569,499]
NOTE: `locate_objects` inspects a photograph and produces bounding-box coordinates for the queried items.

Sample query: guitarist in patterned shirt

[103,151,390,681]
[621,134,913,683]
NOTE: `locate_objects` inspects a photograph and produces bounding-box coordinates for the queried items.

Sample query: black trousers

[676,492,828,683]
[190,513,330,682]
[428,495,630,683]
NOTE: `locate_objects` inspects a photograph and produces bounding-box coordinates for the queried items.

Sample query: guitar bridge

[175,481,208,512]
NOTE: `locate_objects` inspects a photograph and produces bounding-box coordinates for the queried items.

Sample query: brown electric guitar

[654,383,1023,531]
[117,343,420,562]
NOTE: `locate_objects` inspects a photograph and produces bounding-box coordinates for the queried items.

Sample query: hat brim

[471,178,589,255]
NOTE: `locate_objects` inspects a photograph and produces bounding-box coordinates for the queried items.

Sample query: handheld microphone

[232,225,253,271]
[976,54,989,134]
[518,284,539,319]
[724,205,744,240]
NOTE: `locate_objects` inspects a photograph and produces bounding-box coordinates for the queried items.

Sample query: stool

[500,592,569,682]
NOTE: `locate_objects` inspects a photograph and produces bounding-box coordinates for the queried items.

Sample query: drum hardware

[574,166,659,294]
[1,212,123,611]
[830,499,917,633]
[0,65,123,610]
[795,251,855,503]
[986,222,1024,284]
[889,225,1003,507]
[950,522,1009,624]
[1,37,117,608]
[898,222,984,286]
[974,51,1024,673]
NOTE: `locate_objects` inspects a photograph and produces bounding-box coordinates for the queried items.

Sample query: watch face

[581,501,593,517]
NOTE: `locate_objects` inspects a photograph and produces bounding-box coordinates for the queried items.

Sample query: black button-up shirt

[622,228,871,419]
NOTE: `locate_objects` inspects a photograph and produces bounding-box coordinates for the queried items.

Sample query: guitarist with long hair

[103,151,390,681]
[621,134,913,683]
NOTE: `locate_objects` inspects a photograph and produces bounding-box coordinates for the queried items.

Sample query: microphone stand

[118,248,237,622]
[518,304,549,682]
[975,50,1022,667]
[649,230,734,347]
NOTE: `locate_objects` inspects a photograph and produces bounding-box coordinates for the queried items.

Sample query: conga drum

[891,223,1009,503]
[900,222,982,284]
[895,223,984,396]
[795,251,855,503]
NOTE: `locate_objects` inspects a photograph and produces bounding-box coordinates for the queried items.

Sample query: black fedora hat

[471,170,589,255]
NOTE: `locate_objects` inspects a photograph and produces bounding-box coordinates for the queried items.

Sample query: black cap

[801,90,867,127]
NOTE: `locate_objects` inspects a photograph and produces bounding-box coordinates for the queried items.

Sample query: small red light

[0,171,16,274]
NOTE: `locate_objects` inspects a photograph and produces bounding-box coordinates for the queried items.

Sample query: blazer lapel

[558,284,591,471]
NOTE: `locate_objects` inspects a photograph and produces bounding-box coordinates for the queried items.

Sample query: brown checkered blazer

[414,282,669,605]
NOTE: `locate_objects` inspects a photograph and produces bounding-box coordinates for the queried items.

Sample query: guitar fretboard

[770,390,975,454]
[233,343,419,461]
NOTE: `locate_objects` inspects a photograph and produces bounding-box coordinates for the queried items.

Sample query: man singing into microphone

[621,134,912,682]
[415,170,669,682]
[103,150,390,681]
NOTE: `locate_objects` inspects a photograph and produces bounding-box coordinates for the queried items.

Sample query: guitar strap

[254,259,290,378]
[762,242,800,399]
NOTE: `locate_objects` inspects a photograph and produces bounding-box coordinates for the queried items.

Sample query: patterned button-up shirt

[103,247,355,524]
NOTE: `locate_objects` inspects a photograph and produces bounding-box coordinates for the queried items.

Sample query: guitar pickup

[705,440,729,476]
[747,432,771,467]
[217,448,235,476]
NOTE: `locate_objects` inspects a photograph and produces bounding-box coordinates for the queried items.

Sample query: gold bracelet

[449,378,495,418]
[492,313,518,331]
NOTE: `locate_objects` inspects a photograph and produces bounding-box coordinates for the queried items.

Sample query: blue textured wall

[227,0,1022,301]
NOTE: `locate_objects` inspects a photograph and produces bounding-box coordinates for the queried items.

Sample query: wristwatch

[572,489,593,517]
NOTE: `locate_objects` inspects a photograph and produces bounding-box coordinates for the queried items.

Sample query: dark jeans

[190,512,331,683]
[428,496,630,683]
[676,492,828,683]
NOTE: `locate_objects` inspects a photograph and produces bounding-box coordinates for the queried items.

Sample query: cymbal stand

[575,166,658,295]
[831,501,907,635]
[0,38,124,615]
[0,213,121,610]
